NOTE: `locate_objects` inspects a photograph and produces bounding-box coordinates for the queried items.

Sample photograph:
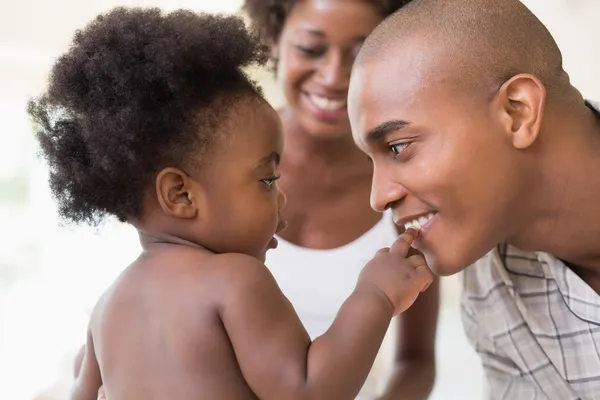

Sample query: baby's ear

[155,167,202,219]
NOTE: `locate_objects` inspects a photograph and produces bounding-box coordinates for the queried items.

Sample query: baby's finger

[388,228,418,256]
[374,247,390,256]
[413,264,434,292]
[406,246,424,258]
[407,254,426,268]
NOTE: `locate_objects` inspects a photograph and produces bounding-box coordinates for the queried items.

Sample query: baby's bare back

[90,246,258,400]
[75,230,431,400]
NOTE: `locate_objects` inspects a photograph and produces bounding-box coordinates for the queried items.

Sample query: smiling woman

[242,1,439,399]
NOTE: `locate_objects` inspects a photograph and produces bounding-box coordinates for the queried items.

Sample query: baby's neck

[138,230,207,252]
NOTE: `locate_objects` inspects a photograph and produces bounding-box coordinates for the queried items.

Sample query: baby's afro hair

[28,7,269,226]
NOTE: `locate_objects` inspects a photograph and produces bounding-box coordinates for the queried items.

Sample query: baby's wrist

[354,283,394,316]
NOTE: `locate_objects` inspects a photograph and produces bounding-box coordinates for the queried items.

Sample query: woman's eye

[296,46,325,58]
[350,43,363,60]
[390,142,411,155]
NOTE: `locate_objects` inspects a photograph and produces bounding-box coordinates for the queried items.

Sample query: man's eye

[390,142,411,154]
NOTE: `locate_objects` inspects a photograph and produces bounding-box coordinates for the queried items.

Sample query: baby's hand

[358,228,433,316]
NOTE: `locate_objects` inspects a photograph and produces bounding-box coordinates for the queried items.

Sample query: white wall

[521,0,600,100]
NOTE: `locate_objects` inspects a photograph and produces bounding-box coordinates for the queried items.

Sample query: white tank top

[265,210,399,399]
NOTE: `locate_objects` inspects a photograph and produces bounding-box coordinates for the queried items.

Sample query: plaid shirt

[461,100,600,400]
[462,244,600,400]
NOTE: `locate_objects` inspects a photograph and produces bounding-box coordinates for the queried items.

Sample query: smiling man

[349,0,600,398]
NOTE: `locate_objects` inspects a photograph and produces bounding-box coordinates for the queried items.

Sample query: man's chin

[424,252,470,277]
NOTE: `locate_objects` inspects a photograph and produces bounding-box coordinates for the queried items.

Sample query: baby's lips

[421,281,431,293]
[276,219,288,234]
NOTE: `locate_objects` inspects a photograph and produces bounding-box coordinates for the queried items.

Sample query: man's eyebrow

[366,120,410,142]
[256,151,280,167]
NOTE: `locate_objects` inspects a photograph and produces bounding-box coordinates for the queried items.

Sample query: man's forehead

[357,52,439,104]
[350,61,428,139]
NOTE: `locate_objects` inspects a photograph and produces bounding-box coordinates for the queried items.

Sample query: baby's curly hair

[243,0,413,45]
[28,8,269,226]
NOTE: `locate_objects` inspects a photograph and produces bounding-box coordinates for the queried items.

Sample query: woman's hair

[28,7,269,226]
[243,0,413,45]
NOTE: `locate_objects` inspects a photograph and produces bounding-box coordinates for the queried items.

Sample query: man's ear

[155,167,202,219]
[493,73,546,149]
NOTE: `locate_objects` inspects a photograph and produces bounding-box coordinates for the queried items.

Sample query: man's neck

[510,100,600,273]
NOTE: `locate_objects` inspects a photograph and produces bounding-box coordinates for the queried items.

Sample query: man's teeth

[308,94,346,111]
[404,213,435,231]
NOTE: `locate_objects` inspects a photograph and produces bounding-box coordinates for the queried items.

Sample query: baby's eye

[261,175,281,190]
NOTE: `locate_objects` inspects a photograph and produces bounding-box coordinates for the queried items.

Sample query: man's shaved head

[348,0,594,276]
[357,0,567,97]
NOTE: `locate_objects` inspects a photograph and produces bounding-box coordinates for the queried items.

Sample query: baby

[29,8,433,400]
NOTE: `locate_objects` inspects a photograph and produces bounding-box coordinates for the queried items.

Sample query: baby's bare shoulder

[209,253,283,306]
[157,249,270,284]
[210,253,274,284]
[147,250,278,306]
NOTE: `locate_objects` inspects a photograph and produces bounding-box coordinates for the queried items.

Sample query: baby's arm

[70,329,102,400]
[220,232,431,400]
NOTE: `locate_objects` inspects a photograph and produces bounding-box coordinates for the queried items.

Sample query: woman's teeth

[404,213,435,231]
[308,94,346,111]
